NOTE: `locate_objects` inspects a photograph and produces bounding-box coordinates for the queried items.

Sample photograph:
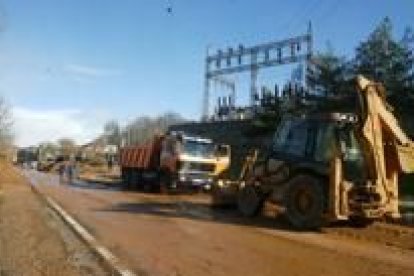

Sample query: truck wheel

[238,185,264,217]
[284,175,325,230]
[158,172,173,194]
[130,171,138,190]
[122,170,132,190]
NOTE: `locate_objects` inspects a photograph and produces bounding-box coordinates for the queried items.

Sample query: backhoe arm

[355,75,414,219]
[356,75,414,174]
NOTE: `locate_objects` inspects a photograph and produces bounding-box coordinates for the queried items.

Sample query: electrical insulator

[265,49,269,62]
[216,50,223,68]
[225,48,232,66]
[238,44,244,64]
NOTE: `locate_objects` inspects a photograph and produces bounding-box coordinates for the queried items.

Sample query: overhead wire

[285,0,322,35]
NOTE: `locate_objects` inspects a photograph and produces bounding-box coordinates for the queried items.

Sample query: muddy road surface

[23,170,414,276]
[0,164,107,276]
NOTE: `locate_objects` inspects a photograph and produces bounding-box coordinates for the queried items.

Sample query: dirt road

[22,169,414,276]
[0,164,107,276]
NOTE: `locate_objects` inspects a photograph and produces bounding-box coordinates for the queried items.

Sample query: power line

[286,0,321,35]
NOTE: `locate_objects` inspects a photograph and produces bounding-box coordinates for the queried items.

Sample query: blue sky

[0,0,413,146]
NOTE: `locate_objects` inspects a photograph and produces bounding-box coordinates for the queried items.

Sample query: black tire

[131,170,142,190]
[349,217,374,228]
[135,171,143,191]
[122,169,132,190]
[237,185,264,217]
[284,175,325,230]
[158,172,178,194]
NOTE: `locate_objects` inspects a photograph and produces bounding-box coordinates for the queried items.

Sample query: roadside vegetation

[0,96,13,160]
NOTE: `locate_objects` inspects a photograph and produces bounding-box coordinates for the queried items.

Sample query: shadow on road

[96,200,314,233]
[69,180,122,191]
[96,197,414,231]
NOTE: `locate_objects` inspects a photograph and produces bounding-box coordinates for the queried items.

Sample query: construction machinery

[119,132,230,191]
[216,76,414,229]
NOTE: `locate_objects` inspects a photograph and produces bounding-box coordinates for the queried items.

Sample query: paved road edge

[29,183,137,276]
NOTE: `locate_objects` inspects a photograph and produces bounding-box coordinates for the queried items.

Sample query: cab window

[273,119,312,157]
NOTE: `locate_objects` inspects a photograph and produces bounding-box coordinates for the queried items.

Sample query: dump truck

[120,131,230,191]
[214,76,414,229]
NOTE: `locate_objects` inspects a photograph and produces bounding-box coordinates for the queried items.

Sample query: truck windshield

[181,140,215,158]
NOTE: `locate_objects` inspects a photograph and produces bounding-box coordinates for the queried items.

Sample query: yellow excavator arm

[356,75,414,175]
[336,75,414,219]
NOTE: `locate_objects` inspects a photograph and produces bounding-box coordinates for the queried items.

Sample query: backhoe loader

[234,75,414,229]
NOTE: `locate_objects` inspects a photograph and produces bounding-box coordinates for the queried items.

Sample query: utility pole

[305,21,313,89]
[250,51,258,108]
[202,46,211,121]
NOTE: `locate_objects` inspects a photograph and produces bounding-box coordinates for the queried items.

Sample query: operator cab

[271,113,366,182]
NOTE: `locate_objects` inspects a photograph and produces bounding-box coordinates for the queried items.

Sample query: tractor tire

[284,175,325,230]
[237,185,264,217]
[349,217,374,228]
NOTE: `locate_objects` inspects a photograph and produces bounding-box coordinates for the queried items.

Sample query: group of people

[58,160,78,184]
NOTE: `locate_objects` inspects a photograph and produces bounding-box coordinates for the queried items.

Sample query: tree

[0,96,13,154]
[103,120,121,146]
[57,138,76,158]
[354,17,414,98]
[123,112,186,145]
[353,18,414,135]
[38,142,58,161]
[307,44,352,98]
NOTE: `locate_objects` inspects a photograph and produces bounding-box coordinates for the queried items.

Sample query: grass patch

[400,174,414,196]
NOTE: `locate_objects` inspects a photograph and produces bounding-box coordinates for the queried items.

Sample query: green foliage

[353,17,414,133]
[307,17,413,126]
[307,46,352,98]
[354,17,413,98]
